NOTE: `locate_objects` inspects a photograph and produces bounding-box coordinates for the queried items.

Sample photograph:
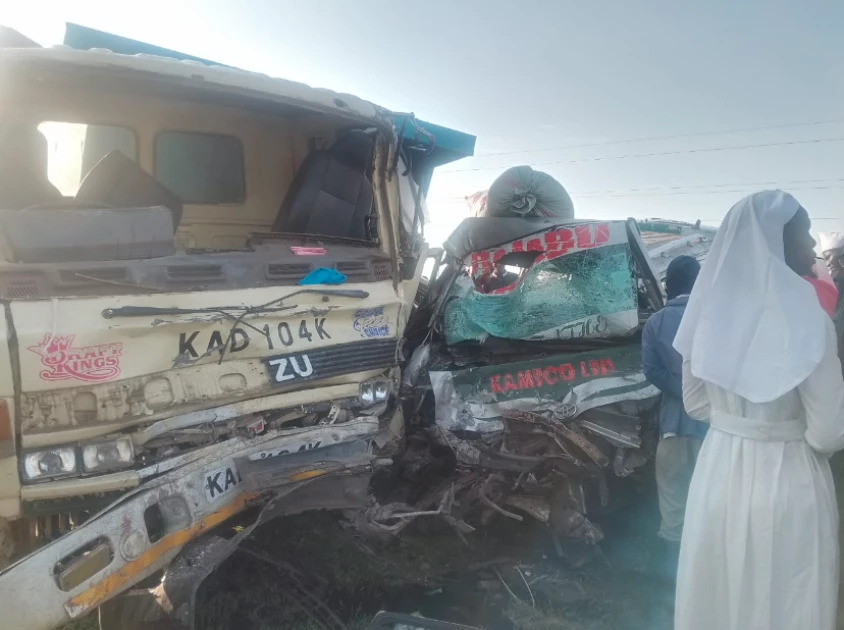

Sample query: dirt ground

[192,501,675,630]
[60,454,844,630]
[64,493,676,630]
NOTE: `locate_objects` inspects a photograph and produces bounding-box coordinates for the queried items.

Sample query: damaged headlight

[82,437,134,473]
[23,447,77,481]
[360,380,391,407]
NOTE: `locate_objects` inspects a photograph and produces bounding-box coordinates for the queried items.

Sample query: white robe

[675,320,844,630]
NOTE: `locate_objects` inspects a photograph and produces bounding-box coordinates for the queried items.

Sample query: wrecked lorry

[398,214,671,545]
[0,32,475,630]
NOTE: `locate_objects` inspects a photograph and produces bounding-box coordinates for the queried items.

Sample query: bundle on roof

[467,166,574,219]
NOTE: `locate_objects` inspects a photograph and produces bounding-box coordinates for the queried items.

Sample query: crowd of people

[641,190,844,630]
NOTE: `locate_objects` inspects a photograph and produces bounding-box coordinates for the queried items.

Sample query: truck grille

[165,265,224,282]
[265,263,313,281]
[264,338,398,385]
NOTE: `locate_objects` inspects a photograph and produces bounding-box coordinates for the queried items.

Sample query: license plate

[177,317,331,359]
[248,437,324,461]
[202,463,241,503]
[263,338,397,386]
[264,351,315,384]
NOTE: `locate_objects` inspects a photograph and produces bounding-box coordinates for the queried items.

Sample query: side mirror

[401,244,423,281]
[365,211,380,243]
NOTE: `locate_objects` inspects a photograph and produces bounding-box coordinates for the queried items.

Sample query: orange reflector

[288,468,329,482]
[56,540,114,592]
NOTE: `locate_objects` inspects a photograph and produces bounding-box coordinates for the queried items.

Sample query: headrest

[330,130,374,170]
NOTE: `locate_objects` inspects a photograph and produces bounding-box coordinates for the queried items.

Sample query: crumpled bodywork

[442,221,639,344]
[429,344,657,433]
[0,416,395,630]
[639,218,717,279]
[391,217,665,545]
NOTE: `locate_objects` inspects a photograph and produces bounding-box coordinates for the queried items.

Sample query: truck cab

[0,28,474,630]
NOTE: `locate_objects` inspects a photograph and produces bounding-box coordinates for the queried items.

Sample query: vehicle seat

[0,125,62,210]
[76,150,184,229]
[272,130,374,240]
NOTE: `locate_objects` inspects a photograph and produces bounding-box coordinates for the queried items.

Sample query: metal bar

[0,419,383,630]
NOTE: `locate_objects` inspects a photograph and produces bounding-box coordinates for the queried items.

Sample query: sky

[5,0,844,246]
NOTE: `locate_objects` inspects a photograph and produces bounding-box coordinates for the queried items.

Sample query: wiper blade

[102,304,298,318]
[104,288,369,366]
[102,288,369,319]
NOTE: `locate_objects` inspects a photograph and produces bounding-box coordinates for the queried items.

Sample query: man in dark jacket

[642,255,708,557]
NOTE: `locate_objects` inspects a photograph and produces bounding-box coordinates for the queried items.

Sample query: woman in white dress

[673,190,844,630]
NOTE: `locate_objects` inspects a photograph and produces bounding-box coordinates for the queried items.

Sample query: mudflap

[98,472,374,630]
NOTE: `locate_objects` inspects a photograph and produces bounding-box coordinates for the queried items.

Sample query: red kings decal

[28,334,122,383]
[489,357,616,395]
[469,222,611,279]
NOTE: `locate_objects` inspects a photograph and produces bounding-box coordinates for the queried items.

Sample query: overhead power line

[577,182,844,200]
[575,177,844,196]
[429,178,844,203]
[577,188,844,200]
[667,217,839,225]
[473,118,844,158]
[439,137,844,174]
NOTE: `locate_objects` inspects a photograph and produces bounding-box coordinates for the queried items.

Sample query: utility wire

[439,137,844,174]
[473,118,844,158]
[688,217,839,222]
[577,184,844,200]
[575,177,844,196]
[429,178,844,203]
[582,188,844,200]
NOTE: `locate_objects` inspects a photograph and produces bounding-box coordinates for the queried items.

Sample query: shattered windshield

[443,231,639,345]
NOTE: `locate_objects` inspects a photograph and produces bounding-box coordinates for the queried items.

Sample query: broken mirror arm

[395,116,435,281]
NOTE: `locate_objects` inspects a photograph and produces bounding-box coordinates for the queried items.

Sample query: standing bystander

[672,192,844,630]
[642,255,708,576]
[819,232,844,366]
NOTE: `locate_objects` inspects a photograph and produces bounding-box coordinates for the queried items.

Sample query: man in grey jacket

[642,255,708,568]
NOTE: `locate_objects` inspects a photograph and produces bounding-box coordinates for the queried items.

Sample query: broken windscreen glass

[442,241,638,344]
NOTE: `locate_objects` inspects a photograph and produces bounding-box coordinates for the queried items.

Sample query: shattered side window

[443,242,638,344]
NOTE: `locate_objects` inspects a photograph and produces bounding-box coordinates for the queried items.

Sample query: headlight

[82,437,134,473]
[360,380,391,407]
[23,447,77,480]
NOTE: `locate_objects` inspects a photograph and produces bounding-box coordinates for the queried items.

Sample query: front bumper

[0,416,387,630]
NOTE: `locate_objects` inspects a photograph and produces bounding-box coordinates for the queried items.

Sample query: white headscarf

[673,190,827,403]
[818,232,844,254]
